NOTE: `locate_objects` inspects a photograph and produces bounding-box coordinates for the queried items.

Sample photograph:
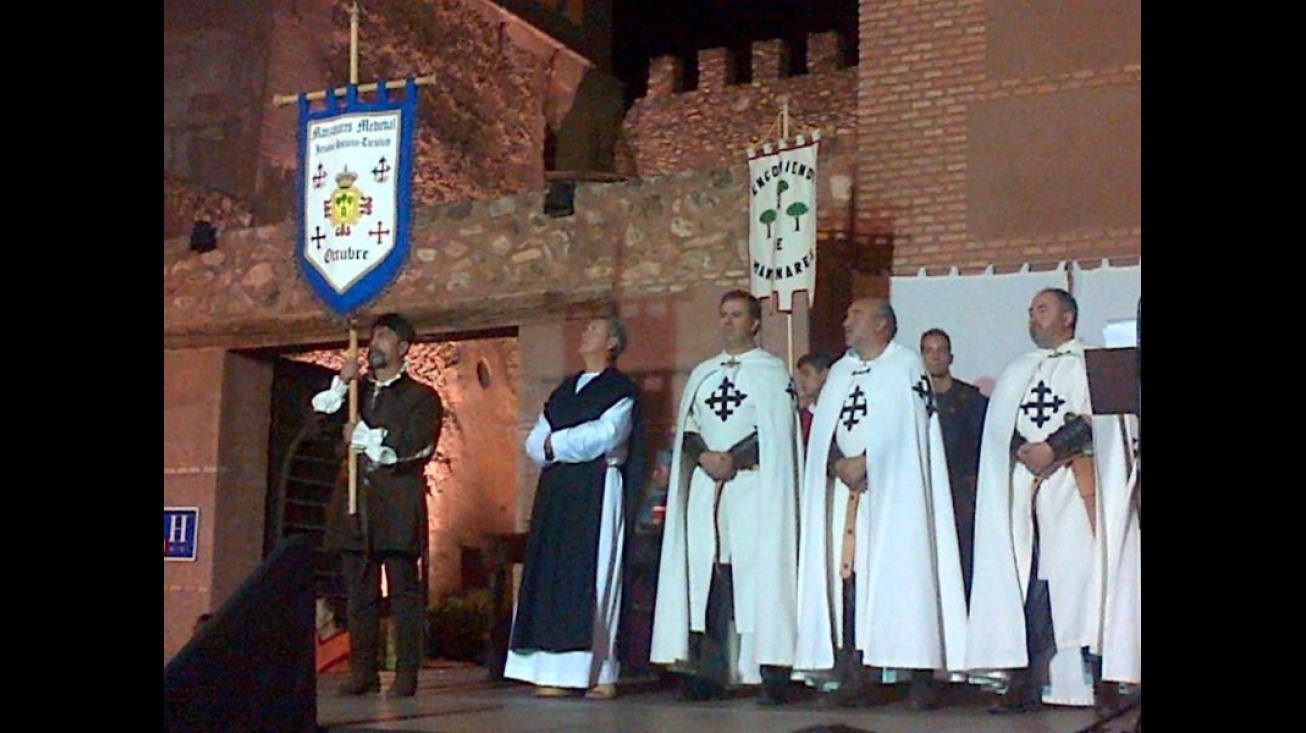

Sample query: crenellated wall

[622,31,858,179]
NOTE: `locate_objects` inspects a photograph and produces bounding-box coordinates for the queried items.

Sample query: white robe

[794,342,968,674]
[503,376,634,689]
[966,339,1142,704]
[650,347,800,684]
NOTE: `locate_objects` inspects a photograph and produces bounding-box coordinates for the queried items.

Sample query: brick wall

[856,0,1142,272]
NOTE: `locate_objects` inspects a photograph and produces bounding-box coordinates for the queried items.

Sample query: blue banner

[297,79,418,316]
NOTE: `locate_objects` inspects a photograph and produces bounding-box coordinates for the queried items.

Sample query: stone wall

[167,0,609,237]
[164,165,775,349]
[621,31,858,179]
[163,1,271,207]
[163,173,257,242]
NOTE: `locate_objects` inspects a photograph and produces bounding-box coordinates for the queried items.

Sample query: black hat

[371,313,416,344]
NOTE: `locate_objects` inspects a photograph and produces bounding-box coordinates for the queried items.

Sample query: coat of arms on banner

[749,135,819,312]
[297,80,417,316]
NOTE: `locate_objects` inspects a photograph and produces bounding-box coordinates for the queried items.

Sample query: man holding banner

[282,10,434,700]
[312,313,443,697]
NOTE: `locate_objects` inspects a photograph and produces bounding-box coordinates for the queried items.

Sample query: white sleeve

[549,397,635,463]
[684,397,702,436]
[310,376,349,414]
[350,420,397,465]
[524,414,552,467]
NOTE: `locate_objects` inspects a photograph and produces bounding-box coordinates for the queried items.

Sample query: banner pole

[343,3,362,516]
[348,319,360,514]
[786,313,795,373]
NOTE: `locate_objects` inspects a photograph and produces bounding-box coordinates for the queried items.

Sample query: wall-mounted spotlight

[190,220,218,253]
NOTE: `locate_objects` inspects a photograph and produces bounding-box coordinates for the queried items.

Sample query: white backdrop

[890,261,1142,394]
[891,265,1066,393]
[1073,260,1142,348]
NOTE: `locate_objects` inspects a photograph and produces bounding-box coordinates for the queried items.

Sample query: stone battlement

[644,31,848,98]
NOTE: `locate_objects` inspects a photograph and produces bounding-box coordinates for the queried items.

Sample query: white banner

[748,137,818,312]
[303,110,402,293]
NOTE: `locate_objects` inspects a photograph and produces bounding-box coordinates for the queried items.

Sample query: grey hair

[604,315,628,361]
[875,299,898,339]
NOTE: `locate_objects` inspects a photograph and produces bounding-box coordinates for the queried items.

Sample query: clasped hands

[834,455,868,494]
[1016,441,1056,476]
[698,451,737,482]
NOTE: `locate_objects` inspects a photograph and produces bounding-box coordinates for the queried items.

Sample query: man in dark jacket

[313,313,443,697]
[920,328,987,604]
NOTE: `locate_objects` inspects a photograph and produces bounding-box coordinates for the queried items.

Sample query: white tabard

[651,348,800,684]
[794,342,967,674]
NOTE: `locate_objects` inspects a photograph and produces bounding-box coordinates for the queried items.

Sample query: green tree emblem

[759,209,778,238]
[786,201,810,231]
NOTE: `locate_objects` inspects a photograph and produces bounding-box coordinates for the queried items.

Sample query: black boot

[757,665,791,706]
[827,650,881,708]
[336,672,380,696]
[677,673,724,701]
[908,669,938,711]
[988,668,1042,714]
[388,669,418,697]
[336,626,380,695]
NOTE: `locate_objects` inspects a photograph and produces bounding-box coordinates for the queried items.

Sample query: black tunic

[324,373,444,555]
[934,378,987,600]
[510,368,644,654]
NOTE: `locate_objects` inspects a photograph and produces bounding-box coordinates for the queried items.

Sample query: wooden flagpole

[347,318,359,514]
[345,3,361,516]
[271,1,436,107]
[781,99,795,373]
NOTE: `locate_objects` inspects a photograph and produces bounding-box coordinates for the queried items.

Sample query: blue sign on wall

[164,507,200,562]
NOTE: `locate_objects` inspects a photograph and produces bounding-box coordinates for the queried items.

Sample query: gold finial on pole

[349,2,360,85]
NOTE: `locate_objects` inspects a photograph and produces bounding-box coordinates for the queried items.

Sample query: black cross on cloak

[840,386,869,430]
[705,377,747,421]
[1020,380,1065,428]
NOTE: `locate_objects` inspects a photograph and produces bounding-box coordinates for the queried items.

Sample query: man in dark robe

[505,316,646,698]
[920,328,988,604]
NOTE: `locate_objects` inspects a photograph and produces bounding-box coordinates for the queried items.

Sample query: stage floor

[317,664,1140,733]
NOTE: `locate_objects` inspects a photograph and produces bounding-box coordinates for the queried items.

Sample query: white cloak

[793,342,968,673]
[966,339,1142,703]
[650,347,800,682]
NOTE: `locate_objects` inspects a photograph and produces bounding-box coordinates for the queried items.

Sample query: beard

[367,349,389,371]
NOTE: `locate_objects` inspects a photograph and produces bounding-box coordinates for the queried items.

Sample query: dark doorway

[264,358,347,611]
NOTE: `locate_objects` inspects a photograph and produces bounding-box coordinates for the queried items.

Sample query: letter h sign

[164,507,200,562]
